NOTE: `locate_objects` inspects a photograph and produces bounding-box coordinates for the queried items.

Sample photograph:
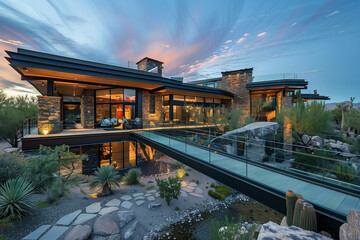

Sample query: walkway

[136,131,360,217]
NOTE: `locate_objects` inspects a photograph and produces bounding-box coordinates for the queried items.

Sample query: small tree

[212,105,253,133]
[276,94,333,151]
[336,102,349,132]
[156,177,181,206]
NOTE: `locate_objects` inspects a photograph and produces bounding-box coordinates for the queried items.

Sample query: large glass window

[124,89,136,102]
[173,95,184,101]
[185,96,196,102]
[99,141,137,169]
[95,88,136,128]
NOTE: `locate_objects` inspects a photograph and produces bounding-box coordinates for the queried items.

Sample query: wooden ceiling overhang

[5,48,233,99]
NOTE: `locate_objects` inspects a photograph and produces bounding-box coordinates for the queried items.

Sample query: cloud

[244,33,248,36]
[257,32,267,37]
[236,37,246,44]
[327,10,339,17]
[225,40,232,44]
[0,38,23,46]
[290,22,297,27]
[300,69,320,74]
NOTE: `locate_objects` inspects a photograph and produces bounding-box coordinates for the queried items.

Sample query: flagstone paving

[136,200,146,206]
[39,226,68,240]
[22,225,51,240]
[73,213,97,225]
[105,199,121,207]
[121,201,133,209]
[121,195,132,201]
[99,207,119,215]
[85,202,101,213]
[55,210,81,226]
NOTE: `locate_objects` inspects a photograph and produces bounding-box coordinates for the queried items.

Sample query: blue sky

[0,0,359,102]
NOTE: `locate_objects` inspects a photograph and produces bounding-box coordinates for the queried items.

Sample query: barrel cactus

[299,202,317,232]
[286,190,297,226]
[293,198,306,227]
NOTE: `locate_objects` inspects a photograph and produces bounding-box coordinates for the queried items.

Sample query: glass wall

[250,92,277,121]
[96,88,136,128]
[99,141,137,169]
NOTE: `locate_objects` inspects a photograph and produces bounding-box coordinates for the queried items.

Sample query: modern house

[5,48,329,173]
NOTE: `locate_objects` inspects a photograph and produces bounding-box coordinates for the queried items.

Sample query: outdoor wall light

[43,129,49,135]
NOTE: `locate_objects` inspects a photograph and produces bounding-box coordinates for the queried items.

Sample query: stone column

[37,96,62,134]
[282,96,293,155]
[142,90,162,121]
[219,68,253,115]
[81,89,95,128]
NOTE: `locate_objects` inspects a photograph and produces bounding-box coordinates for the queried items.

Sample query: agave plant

[0,178,36,218]
[123,168,142,185]
[89,165,121,196]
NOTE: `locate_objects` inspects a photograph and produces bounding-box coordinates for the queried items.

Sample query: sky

[0,0,359,102]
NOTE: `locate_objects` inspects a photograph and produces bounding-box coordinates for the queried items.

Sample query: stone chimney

[136,57,163,76]
[219,68,253,114]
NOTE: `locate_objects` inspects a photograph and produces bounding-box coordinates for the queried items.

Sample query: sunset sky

[0,0,359,102]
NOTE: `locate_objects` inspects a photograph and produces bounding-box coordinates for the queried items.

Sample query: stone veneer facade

[37,96,61,134]
[141,90,162,121]
[81,89,95,128]
[219,68,253,114]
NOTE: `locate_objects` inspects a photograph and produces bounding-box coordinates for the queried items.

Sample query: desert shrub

[349,137,360,153]
[291,149,321,173]
[44,178,72,204]
[146,185,154,190]
[215,185,231,197]
[123,168,142,185]
[336,163,356,182]
[90,165,121,196]
[210,216,259,240]
[185,173,189,176]
[0,178,36,218]
[156,177,181,206]
[208,190,225,200]
[0,153,26,184]
[210,182,215,188]
[25,155,60,192]
[175,206,180,211]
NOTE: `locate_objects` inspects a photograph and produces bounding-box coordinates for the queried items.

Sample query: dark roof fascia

[221,68,253,75]
[246,79,308,90]
[188,77,222,84]
[301,93,330,100]
[5,49,233,98]
[158,86,233,98]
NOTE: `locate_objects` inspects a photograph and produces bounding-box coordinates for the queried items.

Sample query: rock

[301,134,311,144]
[339,209,360,240]
[134,196,145,200]
[181,181,187,188]
[121,195,132,201]
[324,139,330,144]
[180,190,187,197]
[123,221,145,240]
[194,187,203,194]
[105,199,121,207]
[146,190,156,194]
[148,203,161,209]
[121,201,133,209]
[64,225,92,240]
[328,143,350,153]
[183,188,193,193]
[99,207,119,215]
[188,182,197,187]
[117,210,135,228]
[312,136,323,145]
[330,139,336,144]
[108,234,122,240]
[86,202,101,213]
[132,193,144,198]
[22,225,52,240]
[336,140,343,145]
[93,214,120,236]
[155,192,160,198]
[189,193,203,198]
[4,147,19,153]
[258,221,331,240]
[73,214,97,225]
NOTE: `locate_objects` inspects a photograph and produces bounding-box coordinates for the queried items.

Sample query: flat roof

[5,48,232,98]
[301,93,330,100]
[246,79,308,90]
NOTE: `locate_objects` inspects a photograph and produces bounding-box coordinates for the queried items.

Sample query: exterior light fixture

[43,129,49,135]
[41,82,45,87]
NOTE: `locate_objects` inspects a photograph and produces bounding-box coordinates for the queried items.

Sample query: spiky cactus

[299,202,317,232]
[293,198,306,227]
[286,190,297,226]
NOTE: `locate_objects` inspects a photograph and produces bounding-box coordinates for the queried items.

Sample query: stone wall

[37,96,61,134]
[219,68,253,114]
[81,145,99,175]
[142,90,162,121]
[137,58,163,76]
[81,89,95,128]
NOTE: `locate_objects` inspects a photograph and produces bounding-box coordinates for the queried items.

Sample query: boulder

[301,134,311,145]
[93,214,120,236]
[330,139,336,144]
[258,221,331,240]
[340,209,360,240]
[123,221,145,240]
[117,210,135,228]
[311,136,323,147]
[4,148,19,153]
[64,225,92,240]
[336,140,343,145]
[328,143,350,153]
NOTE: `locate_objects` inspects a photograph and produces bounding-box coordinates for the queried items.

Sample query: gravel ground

[3,157,220,240]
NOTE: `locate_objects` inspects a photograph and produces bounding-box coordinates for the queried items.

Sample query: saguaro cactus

[286,190,297,226]
[299,202,317,232]
[293,198,306,227]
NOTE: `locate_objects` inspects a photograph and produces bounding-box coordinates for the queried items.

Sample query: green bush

[123,168,142,185]
[175,206,180,211]
[44,178,70,204]
[0,153,26,184]
[90,165,121,196]
[210,216,259,240]
[146,185,154,190]
[210,182,215,188]
[25,154,60,192]
[185,173,189,176]
[336,163,356,182]
[208,190,225,200]
[208,185,231,201]
[0,178,36,218]
[156,177,181,206]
